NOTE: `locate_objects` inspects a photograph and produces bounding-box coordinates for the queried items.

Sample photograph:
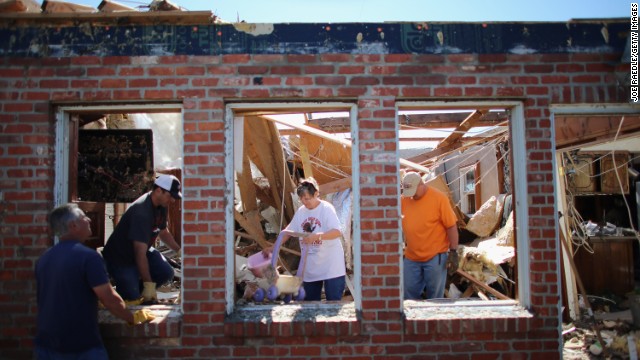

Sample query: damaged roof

[0,0,630,57]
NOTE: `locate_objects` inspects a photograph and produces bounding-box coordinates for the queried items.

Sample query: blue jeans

[403,253,448,300]
[106,247,174,301]
[35,345,108,360]
[303,275,345,301]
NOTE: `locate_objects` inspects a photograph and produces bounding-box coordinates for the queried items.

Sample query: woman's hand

[301,233,322,245]
[261,246,273,257]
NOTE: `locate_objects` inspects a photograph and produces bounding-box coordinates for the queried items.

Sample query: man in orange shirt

[401,172,459,300]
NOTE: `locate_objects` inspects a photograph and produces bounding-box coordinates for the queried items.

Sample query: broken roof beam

[263,115,431,174]
[0,0,40,13]
[148,0,181,11]
[405,110,488,165]
[42,0,96,13]
[98,0,136,12]
[299,111,507,133]
[244,116,295,222]
[398,110,506,129]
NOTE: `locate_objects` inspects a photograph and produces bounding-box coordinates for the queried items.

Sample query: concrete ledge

[404,299,534,335]
[224,302,360,337]
[99,305,182,339]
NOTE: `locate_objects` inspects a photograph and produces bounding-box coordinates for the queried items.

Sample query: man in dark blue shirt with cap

[102,174,182,303]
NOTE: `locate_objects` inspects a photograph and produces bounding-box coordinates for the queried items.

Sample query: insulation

[465,195,501,237]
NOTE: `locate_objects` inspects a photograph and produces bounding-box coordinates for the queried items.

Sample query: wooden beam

[437,110,487,149]
[236,146,258,213]
[265,117,296,221]
[555,115,640,150]
[300,111,508,133]
[263,114,432,174]
[404,110,486,164]
[245,116,291,222]
[406,128,508,166]
[319,176,351,195]
[300,114,314,178]
[456,268,511,300]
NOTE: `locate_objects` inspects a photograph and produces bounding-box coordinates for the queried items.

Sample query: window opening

[397,102,528,308]
[226,103,359,314]
[553,108,640,320]
[55,106,183,307]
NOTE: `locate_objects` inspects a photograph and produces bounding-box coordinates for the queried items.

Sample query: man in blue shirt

[102,174,182,303]
[35,203,154,359]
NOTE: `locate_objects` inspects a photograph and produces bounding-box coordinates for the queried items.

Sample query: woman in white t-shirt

[273,177,346,301]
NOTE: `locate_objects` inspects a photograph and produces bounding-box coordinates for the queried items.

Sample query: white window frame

[397,101,530,308]
[459,163,477,216]
[224,102,361,315]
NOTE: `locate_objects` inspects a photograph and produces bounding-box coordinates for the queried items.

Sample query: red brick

[434,87,463,96]
[305,64,336,74]
[465,87,493,96]
[177,89,205,98]
[100,79,126,88]
[336,65,362,74]
[449,76,477,84]
[128,78,157,87]
[384,54,412,62]
[148,67,174,76]
[304,88,334,97]
[87,67,115,76]
[0,69,24,77]
[192,78,219,86]
[4,103,33,112]
[402,87,431,97]
[237,66,268,74]
[572,74,601,83]
[119,67,144,76]
[176,66,205,75]
[271,66,302,75]
[222,54,250,63]
[39,80,68,88]
[541,75,569,84]
[102,56,131,65]
[56,68,84,77]
[382,76,413,85]
[350,76,380,85]
[71,80,99,88]
[144,90,174,99]
[160,78,189,87]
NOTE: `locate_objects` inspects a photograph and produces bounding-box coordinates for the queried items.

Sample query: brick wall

[0,19,631,359]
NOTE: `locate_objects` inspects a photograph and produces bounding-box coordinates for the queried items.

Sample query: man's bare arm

[93,283,134,324]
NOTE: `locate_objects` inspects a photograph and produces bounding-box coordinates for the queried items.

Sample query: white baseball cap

[154,174,182,199]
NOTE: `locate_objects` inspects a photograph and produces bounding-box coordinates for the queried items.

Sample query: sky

[62,0,631,23]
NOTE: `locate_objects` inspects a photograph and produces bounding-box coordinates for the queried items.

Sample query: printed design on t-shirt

[301,217,323,251]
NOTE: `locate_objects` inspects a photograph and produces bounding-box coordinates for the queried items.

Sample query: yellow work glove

[131,309,156,325]
[175,248,181,258]
[142,282,157,302]
[125,298,144,307]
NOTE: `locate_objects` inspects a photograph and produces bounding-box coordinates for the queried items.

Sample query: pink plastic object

[247,252,272,278]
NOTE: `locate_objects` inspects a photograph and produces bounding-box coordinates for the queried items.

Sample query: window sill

[224,302,360,337]
[99,304,182,340]
[404,299,534,335]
